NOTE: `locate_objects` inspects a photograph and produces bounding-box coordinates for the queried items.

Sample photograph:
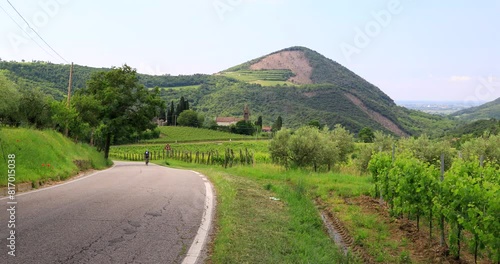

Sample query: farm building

[216,105,250,126]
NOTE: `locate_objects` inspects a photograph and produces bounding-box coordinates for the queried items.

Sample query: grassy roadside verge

[158,159,359,263]
[0,128,110,186]
[156,158,443,263]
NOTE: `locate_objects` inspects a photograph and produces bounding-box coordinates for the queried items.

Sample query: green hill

[0,47,458,136]
[451,97,500,121]
[447,118,500,137]
[0,128,110,186]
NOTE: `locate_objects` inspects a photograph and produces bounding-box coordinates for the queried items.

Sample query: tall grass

[0,128,110,186]
[162,160,369,263]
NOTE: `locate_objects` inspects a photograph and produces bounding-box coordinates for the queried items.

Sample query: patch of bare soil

[344,93,408,137]
[317,198,375,264]
[250,50,313,84]
[353,195,493,264]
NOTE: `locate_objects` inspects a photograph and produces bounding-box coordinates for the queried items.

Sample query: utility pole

[65,62,74,137]
[67,62,74,106]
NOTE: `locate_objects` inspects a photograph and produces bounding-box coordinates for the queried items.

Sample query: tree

[358,127,374,143]
[204,119,218,130]
[50,100,80,138]
[255,116,263,129]
[18,87,53,128]
[308,120,322,129]
[272,116,283,132]
[398,134,455,170]
[0,72,20,125]
[158,100,167,121]
[76,65,164,159]
[234,120,255,135]
[72,93,104,145]
[172,96,191,126]
[269,129,291,168]
[288,126,323,169]
[167,101,174,126]
[329,124,355,163]
[355,131,395,173]
[177,110,202,127]
[320,127,340,171]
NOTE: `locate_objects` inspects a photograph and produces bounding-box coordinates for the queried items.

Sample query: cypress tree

[167,101,174,126]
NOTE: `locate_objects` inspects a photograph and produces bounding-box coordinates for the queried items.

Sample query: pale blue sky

[1,0,499,102]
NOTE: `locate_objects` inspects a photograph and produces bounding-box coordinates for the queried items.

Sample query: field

[142,126,256,143]
[0,128,110,186]
[110,140,271,163]
[220,70,296,86]
[131,126,499,263]
[250,80,296,86]
[159,85,201,90]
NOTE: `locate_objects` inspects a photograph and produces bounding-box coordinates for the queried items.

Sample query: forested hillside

[0,47,459,136]
[452,97,500,121]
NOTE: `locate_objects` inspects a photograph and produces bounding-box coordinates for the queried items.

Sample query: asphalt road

[0,161,211,264]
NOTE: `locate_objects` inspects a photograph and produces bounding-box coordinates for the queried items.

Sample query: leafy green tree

[177,110,202,127]
[288,126,323,169]
[204,119,218,130]
[329,124,355,163]
[320,127,340,171]
[76,65,164,158]
[373,131,395,151]
[358,127,374,143]
[0,72,20,125]
[398,134,455,170]
[72,93,104,145]
[460,133,500,164]
[18,87,54,128]
[355,131,395,173]
[308,120,321,129]
[50,100,80,137]
[269,129,291,168]
[233,120,255,135]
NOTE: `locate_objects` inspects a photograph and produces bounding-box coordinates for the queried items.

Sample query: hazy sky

[1,0,499,102]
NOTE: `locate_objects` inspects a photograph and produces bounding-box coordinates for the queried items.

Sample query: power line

[0,3,58,61]
[5,0,69,63]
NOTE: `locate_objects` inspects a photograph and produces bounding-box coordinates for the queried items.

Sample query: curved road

[0,161,213,264]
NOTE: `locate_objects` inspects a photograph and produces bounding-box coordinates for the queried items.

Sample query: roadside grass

[0,128,110,186]
[143,126,254,143]
[157,160,362,263]
[155,157,428,263]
